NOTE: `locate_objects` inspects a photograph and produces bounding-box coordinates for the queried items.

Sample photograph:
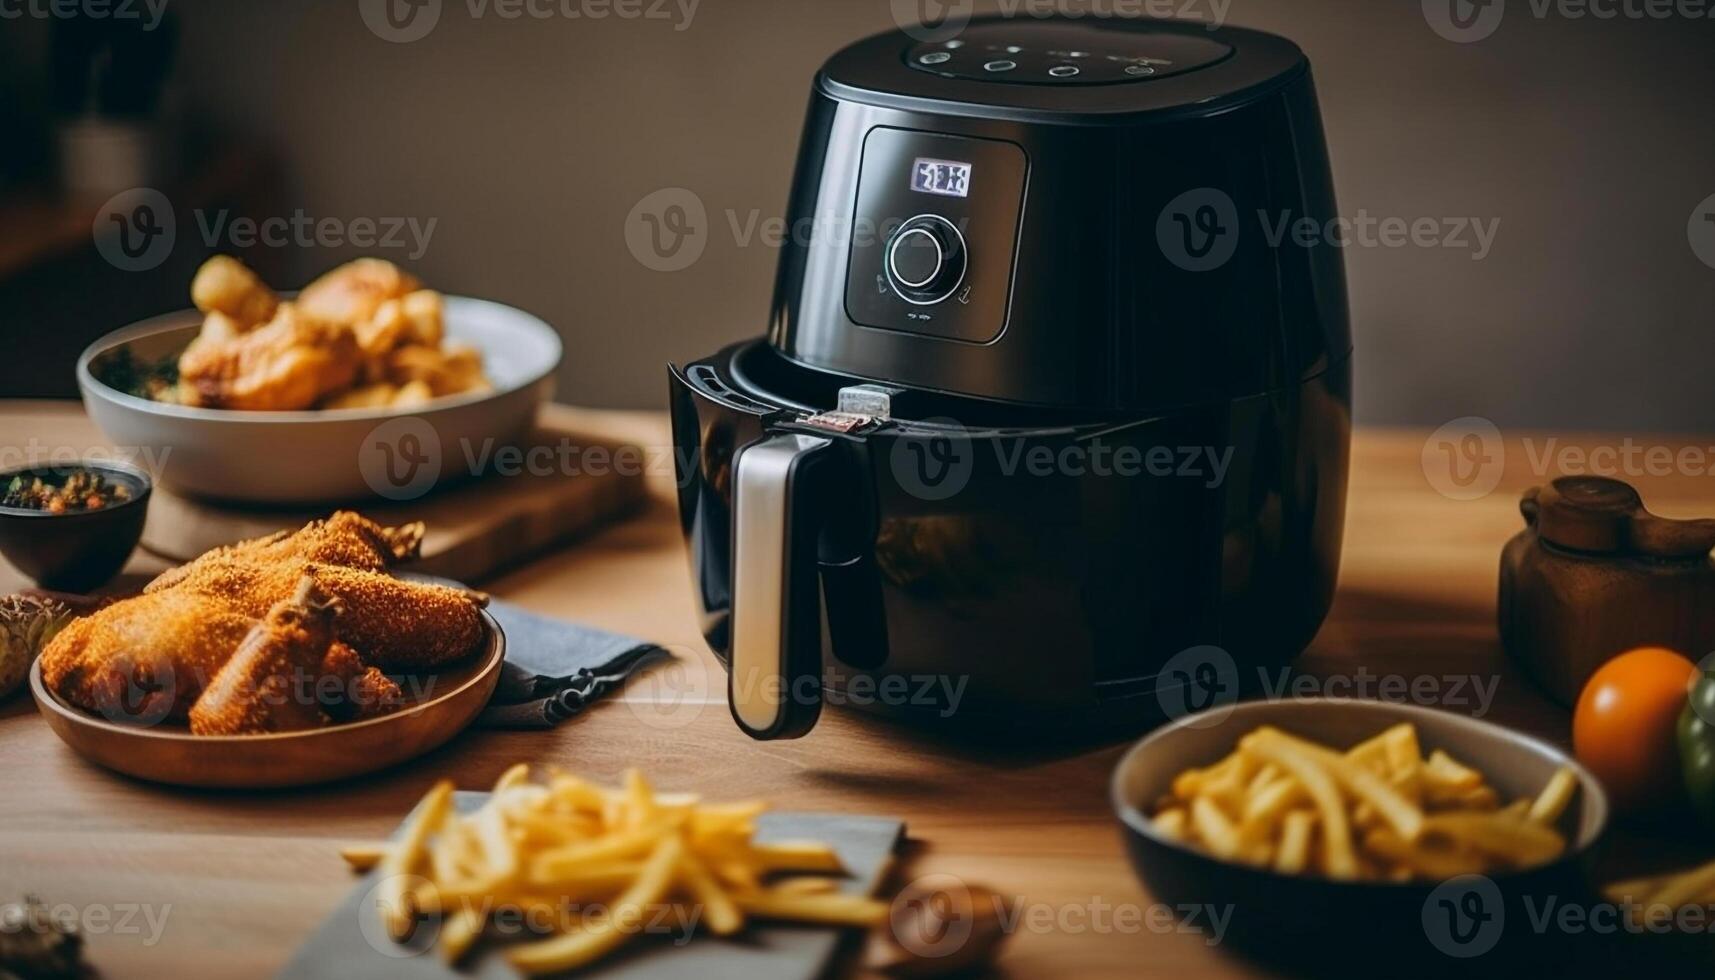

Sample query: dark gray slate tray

[279,792,904,980]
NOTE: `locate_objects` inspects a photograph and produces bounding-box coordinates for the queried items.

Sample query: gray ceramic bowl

[77,297,560,505]
[1112,699,1610,976]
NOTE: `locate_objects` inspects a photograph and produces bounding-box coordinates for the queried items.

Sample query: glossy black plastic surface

[770,17,1350,412]
[669,342,1350,728]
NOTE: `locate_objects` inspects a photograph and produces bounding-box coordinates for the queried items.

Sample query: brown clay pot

[1499,475,1715,706]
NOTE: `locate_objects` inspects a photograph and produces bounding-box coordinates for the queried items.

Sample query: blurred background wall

[1,0,1712,431]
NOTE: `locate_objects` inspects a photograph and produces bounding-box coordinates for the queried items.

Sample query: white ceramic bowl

[77,297,561,504]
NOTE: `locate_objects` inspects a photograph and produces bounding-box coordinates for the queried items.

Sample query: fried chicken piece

[177,303,362,410]
[320,639,405,721]
[191,255,279,328]
[41,514,480,723]
[145,511,423,594]
[307,565,486,671]
[297,258,419,328]
[40,588,257,722]
[188,574,342,735]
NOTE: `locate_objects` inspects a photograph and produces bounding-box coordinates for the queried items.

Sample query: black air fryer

[670,17,1352,740]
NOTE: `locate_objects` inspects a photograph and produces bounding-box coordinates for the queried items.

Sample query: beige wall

[5,1,1714,430]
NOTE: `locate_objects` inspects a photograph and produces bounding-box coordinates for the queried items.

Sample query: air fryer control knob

[884,214,966,305]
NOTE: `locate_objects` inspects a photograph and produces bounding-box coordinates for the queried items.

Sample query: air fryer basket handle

[729,433,833,740]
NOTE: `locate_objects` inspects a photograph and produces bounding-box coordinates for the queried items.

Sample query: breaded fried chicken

[38,513,483,728]
[189,574,343,735]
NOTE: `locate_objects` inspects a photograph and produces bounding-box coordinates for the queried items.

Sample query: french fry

[1152,807,1188,840]
[1421,812,1565,867]
[733,889,890,928]
[438,905,486,964]
[1239,734,1358,879]
[340,843,388,872]
[1260,729,1425,842]
[507,834,685,975]
[750,840,847,875]
[1273,810,1315,875]
[1363,828,1488,880]
[1527,767,1577,825]
[1190,795,1247,862]
[1644,857,1715,914]
[677,846,743,935]
[377,780,453,941]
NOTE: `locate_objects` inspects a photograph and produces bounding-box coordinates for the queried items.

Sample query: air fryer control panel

[844,127,1026,344]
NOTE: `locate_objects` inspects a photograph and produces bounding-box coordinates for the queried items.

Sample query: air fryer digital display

[911,158,971,198]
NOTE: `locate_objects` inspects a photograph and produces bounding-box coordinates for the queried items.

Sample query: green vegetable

[1680,666,1715,831]
[0,595,72,700]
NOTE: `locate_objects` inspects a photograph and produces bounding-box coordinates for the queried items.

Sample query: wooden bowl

[1111,699,1610,975]
[30,608,504,789]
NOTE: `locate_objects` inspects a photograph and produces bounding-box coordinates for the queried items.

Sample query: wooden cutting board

[140,405,650,585]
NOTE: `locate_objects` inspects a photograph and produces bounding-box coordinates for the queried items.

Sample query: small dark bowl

[1112,699,1610,977]
[0,462,151,592]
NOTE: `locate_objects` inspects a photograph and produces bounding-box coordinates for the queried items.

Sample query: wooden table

[1,401,1709,978]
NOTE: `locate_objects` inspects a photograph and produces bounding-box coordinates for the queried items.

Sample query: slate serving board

[279,792,904,980]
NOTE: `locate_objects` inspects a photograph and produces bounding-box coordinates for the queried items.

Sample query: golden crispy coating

[39,588,257,722]
[309,565,486,671]
[320,640,404,721]
[178,303,362,410]
[188,575,342,735]
[145,512,424,594]
[191,255,279,327]
[42,514,479,726]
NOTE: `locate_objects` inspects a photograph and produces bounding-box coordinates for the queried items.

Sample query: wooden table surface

[1,401,1710,979]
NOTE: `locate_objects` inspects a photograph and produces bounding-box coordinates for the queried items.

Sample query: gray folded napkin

[472,597,668,730]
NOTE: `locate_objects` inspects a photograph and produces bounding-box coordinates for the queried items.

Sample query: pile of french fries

[342,766,889,974]
[1150,724,1579,881]
[1604,858,1715,930]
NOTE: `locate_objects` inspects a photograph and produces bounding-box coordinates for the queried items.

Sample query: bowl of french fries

[77,257,561,504]
[1111,699,1610,971]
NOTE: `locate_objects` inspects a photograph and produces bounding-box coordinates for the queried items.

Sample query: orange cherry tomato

[1573,646,1699,814]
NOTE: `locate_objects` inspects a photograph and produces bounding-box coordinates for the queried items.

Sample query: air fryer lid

[771,17,1350,413]
[819,18,1306,117]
